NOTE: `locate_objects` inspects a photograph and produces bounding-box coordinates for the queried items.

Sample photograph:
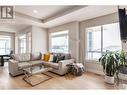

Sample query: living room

[0,5,127,89]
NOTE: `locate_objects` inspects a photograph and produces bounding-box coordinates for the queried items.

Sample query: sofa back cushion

[30,52,42,61]
[61,53,71,60]
[11,53,30,62]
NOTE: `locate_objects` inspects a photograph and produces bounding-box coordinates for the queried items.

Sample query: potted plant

[117,51,127,79]
[99,51,127,84]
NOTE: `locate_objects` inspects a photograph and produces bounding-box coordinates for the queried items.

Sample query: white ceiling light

[33,10,38,13]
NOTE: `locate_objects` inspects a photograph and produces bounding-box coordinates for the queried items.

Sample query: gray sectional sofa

[9,52,74,76]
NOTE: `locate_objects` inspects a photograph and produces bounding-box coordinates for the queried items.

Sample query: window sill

[84,59,100,64]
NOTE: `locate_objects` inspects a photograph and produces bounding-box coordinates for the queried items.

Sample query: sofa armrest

[58,59,75,70]
[8,59,19,76]
[9,59,19,64]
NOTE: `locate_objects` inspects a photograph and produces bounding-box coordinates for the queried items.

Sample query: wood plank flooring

[0,64,127,89]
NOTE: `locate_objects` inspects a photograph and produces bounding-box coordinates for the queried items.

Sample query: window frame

[85,22,122,60]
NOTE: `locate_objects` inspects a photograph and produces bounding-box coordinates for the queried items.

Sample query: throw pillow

[52,54,58,62]
[56,55,65,63]
[48,54,53,62]
[43,53,50,61]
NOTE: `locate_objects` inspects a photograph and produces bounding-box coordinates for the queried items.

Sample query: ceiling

[15,5,74,19]
[1,5,127,32]
[0,25,30,32]
[43,5,118,27]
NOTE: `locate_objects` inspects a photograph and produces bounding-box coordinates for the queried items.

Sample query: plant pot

[104,75,114,84]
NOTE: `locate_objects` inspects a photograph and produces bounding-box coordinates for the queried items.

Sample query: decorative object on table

[66,63,85,76]
[99,50,127,84]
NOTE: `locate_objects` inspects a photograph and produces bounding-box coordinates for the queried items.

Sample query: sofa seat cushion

[43,61,59,70]
[18,62,32,69]
[29,60,43,66]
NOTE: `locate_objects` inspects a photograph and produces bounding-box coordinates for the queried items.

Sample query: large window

[18,32,32,53]
[50,30,69,53]
[19,34,26,53]
[86,23,121,60]
[0,36,11,54]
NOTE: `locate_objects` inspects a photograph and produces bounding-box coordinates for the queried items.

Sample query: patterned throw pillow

[52,53,65,63]
[52,54,58,62]
[56,55,65,63]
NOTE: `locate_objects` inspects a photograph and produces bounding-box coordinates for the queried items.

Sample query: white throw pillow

[48,54,53,62]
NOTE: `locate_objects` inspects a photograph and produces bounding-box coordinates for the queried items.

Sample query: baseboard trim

[86,68,127,81]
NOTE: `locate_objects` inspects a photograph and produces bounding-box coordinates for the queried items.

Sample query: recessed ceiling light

[33,10,38,13]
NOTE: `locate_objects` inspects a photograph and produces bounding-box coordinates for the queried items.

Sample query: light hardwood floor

[0,64,126,89]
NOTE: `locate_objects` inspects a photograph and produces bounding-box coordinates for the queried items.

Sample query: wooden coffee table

[22,66,53,86]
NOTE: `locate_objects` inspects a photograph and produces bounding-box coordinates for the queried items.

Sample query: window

[18,32,32,53]
[0,36,11,54]
[86,26,101,59]
[103,23,121,52]
[86,23,121,60]
[19,34,26,53]
[50,30,69,53]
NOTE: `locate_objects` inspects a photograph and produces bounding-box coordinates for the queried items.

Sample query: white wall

[48,21,79,62]
[32,26,47,53]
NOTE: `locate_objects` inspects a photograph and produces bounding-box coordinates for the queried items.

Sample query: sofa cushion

[52,54,58,62]
[43,61,59,69]
[11,53,30,62]
[48,54,53,62]
[60,53,71,60]
[18,62,31,69]
[43,54,50,61]
[52,53,71,60]
[56,55,65,63]
[29,60,43,66]
[30,52,42,61]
